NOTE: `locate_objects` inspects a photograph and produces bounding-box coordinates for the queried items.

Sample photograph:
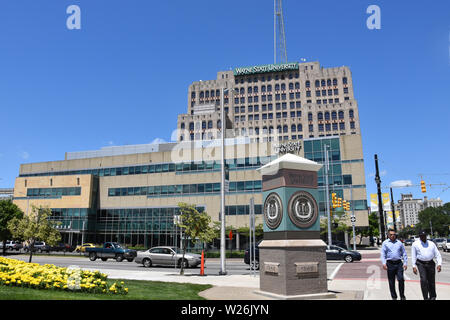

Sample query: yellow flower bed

[0,257,128,295]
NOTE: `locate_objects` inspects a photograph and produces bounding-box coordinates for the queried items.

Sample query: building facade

[396,194,443,227]
[13,61,369,248]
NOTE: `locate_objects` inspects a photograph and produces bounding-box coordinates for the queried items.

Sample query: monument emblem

[288,191,318,229]
[264,193,283,230]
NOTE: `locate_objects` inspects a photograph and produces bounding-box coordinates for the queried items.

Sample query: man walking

[412,230,442,300]
[380,229,408,300]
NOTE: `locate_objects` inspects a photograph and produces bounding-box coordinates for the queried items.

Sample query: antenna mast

[274,0,288,64]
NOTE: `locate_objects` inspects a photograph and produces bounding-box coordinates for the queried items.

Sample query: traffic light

[331,193,337,208]
[343,200,350,211]
[337,197,342,208]
[420,180,426,193]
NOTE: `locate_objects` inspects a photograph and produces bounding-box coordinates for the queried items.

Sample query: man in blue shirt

[381,229,408,300]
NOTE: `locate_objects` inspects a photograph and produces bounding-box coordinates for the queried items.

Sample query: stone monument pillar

[255,154,335,299]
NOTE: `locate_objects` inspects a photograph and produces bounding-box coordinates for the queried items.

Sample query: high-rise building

[396,194,443,228]
[177,61,359,143]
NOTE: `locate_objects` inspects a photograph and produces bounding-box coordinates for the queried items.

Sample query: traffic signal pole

[375,154,386,242]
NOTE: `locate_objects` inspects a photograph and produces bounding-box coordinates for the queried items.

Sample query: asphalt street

[8,253,343,278]
[7,248,450,283]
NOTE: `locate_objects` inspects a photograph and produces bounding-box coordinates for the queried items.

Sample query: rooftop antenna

[274,0,288,64]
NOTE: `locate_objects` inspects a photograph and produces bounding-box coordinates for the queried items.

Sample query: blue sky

[1,0,449,204]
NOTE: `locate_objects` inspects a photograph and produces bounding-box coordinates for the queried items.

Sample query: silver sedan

[135,246,201,268]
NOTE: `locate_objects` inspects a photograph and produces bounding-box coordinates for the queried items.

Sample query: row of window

[26,187,81,197]
[234,73,300,84]
[98,205,263,223]
[194,77,349,100]
[19,157,278,178]
[108,180,263,197]
[234,92,301,104]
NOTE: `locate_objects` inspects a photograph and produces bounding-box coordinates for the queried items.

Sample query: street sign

[350,216,356,223]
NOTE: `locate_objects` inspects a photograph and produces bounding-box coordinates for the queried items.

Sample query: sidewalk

[90,249,450,300]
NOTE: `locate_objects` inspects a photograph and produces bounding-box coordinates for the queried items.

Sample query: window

[305,81,310,88]
[343,77,348,85]
[325,112,330,121]
[318,112,323,120]
[295,82,300,89]
[349,109,354,118]
[315,80,320,87]
[308,113,313,121]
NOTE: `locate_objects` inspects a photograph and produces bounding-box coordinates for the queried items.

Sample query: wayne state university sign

[234,62,299,76]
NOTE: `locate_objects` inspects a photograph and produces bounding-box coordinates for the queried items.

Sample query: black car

[49,243,74,252]
[244,240,262,270]
[331,241,348,250]
[326,245,361,263]
[404,239,414,246]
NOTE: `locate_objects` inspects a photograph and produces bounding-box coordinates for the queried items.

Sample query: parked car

[2,240,23,251]
[331,241,348,250]
[135,246,201,268]
[24,241,50,253]
[85,242,137,262]
[404,239,414,246]
[326,245,361,263]
[244,240,262,270]
[75,243,96,253]
[443,239,450,252]
[49,243,74,252]
[433,238,446,250]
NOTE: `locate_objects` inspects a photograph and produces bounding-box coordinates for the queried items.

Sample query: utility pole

[390,187,397,232]
[219,86,227,275]
[374,154,386,241]
[324,145,332,246]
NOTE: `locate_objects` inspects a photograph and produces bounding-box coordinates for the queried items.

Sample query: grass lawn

[0,279,212,300]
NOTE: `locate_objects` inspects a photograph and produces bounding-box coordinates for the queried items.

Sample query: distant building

[396,194,443,228]
[0,188,14,200]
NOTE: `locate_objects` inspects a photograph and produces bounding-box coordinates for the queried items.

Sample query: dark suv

[244,240,262,270]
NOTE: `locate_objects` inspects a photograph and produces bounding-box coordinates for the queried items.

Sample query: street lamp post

[324,145,332,246]
[219,86,227,275]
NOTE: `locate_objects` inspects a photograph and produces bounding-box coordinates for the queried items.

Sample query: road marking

[329,263,344,280]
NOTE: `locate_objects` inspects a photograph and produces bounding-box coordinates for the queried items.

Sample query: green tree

[320,208,350,243]
[416,203,450,237]
[0,200,24,255]
[176,203,215,275]
[8,205,61,262]
[354,212,380,245]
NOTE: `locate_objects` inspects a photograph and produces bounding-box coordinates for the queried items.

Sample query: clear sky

[1,0,449,204]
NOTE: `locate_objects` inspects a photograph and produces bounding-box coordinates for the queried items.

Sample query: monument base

[259,239,329,297]
[254,290,336,300]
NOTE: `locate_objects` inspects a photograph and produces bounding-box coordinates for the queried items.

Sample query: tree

[0,200,24,255]
[320,208,350,243]
[416,203,450,237]
[8,205,61,262]
[354,212,380,245]
[176,203,215,275]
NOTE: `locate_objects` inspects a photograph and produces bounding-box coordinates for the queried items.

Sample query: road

[7,248,450,284]
[332,247,450,284]
[8,253,342,279]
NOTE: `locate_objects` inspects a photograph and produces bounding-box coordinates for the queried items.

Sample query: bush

[0,257,128,294]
